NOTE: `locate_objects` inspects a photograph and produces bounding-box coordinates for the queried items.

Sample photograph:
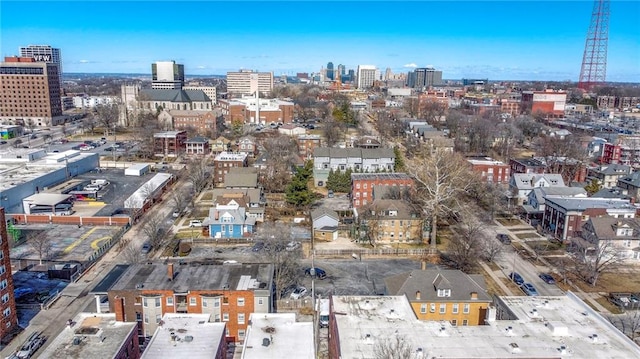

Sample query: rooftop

[154,131,186,138]
[110,262,273,292]
[215,151,248,161]
[384,269,491,302]
[241,313,314,359]
[141,314,226,359]
[467,156,508,166]
[38,313,137,359]
[351,172,412,181]
[545,196,635,211]
[332,294,640,359]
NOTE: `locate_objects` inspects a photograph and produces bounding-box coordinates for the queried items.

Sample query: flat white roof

[124,173,173,209]
[141,314,225,359]
[332,294,640,359]
[215,151,248,161]
[126,163,151,170]
[38,313,137,359]
[241,313,315,359]
[22,193,73,206]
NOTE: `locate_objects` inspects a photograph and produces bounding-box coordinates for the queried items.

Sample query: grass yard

[514,232,543,240]
[200,191,214,201]
[594,296,624,314]
[496,218,524,227]
[509,228,537,232]
[481,268,507,296]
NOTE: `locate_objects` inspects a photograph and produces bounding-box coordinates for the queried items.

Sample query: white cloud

[197,65,206,69]
[403,63,418,68]
[79,59,90,63]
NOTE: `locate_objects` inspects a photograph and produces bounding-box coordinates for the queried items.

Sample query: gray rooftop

[618,171,640,187]
[110,262,273,292]
[38,313,137,359]
[139,89,211,102]
[384,269,491,302]
[311,207,339,222]
[313,147,395,159]
[224,167,258,188]
[186,136,209,144]
[351,172,412,181]
[545,197,635,211]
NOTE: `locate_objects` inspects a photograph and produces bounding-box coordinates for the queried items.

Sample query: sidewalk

[479,261,515,296]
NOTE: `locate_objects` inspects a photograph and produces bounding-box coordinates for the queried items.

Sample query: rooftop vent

[591,334,598,343]
[184,335,193,342]
[531,308,539,317]
[262,338,271,347]
[559,345,567,354]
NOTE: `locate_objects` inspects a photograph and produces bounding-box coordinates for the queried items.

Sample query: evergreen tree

[326,169,340,191]
[394,146,405,172]
[285,162,314,207]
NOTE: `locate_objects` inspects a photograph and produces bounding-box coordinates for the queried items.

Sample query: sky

[1,1,639,82]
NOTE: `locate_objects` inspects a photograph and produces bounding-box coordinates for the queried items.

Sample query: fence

[312,248,436,258]
[10,214,130,226]
[276,297,314,311]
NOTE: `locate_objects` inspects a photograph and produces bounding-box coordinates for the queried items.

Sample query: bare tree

[186,157,210,193]
[447,214,485,272]
[323,118,344,147]
[28,231,51,265]
[12,138,23,148]
[420,100,448,124]
[482,236,505,262]
[25,118,37,133]
[142,214,166,249]
[82,115,98,135]
[259,134,297,193]
[373,335,417,359]
[43,133,53,145]
[121,240,144,264]
[171,191,190,215]
[406,149,475,250]
[357,203,386,247]
[253,222,301,299]
[608,312,640,342]
[571,240,625,287]
[95,103,120,130]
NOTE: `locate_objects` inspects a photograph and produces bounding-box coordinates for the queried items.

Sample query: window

[221,224,225,232]
[451,319,457,326]
[462,319,468,326]
[155,314,161,323]
[143,298,148,307]
[202,299,208,307]
[258,298,264,305]
[463,304,470,314]
[238,313,245,324]
[452,303,459,314]
[214,314,220,322]
[166,297,174,306]
[189,297,197,306]
[363,183,368,189]
[437,289,451,297]
[439,304,446,314]
[238,297,245,306]
[238,329,246,338]
[1,294,8,304]
[420,304,427,314]
[144,314,149,324]
[430,303,436,313]
[356,183,360,189]
[155,298,161,307]
[223,313,229,322]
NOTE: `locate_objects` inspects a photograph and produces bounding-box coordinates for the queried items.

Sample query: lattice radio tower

[578,0,610,91]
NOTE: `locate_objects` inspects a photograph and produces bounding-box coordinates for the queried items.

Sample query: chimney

[114,296,125,322]
[421,261,427,270]
[168,263,174,281]
[470,292,478,300]
[415,291,421,300]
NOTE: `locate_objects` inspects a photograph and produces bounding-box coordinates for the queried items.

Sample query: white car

[290,286,307,299]
[189,220,202,227]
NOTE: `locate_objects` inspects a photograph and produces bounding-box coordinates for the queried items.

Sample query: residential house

[352,136,381,149]
[509,173,565,206]
[600,135,640,167]
[587,164,633,189]
[106,263,273,344]
[38,313,140,359]
[224,167,259,189]
[384,269,492,326]
[141,314,227,359]
[297,134,322,159]
[359,199,423,244]
[153,130,187,157]
[211,136,232,154]
[203,207,256,239]
[406,121,454,151]
[351,173,414,208]
[277,124,306,136]
[591,187,633,201]
[311,207,339,241]
[509,157,546,175]
[466,157,510,184]
[542,197,636,242]
[236,137,258,157]
[580,217,640,260]
[185,136,210,155]
[214,192,264,223]
[617,171,640,202]
[242,313,314,359]
[313,148,395,186]
[213,152,248,186]
[523,186,587,225]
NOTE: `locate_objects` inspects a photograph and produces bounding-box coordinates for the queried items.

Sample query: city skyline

[1,1,639,82]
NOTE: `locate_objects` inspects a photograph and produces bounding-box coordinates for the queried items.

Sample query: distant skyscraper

[357,65,377,89]
[410,67,443,89]
[326,62,334,81]
[337,64,346,77]
[151,61,185,89]
[19,45,62,87]
[384,68,392,81]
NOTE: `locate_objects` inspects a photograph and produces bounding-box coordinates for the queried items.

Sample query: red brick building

[466,157,510,184]
[509,158,546,175]
[153,130,187,157]
[351,173,414,208]
[213,151,249,185]
[107,262,273,344]
[0,208,18,340]
[170,110,217,135]
[522,90,567,118]
[297,134,322,159]
[223,98,294,125]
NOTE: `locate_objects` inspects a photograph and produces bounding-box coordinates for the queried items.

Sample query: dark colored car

[141,242,152,254]
[304,267,327,279]
[252,242,265,252]
[509,272,524,286]
[539,273,556,284]
[496,234,511,244]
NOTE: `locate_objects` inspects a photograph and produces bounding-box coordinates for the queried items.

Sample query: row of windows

[143,296,259,308]
[420,302,470,314]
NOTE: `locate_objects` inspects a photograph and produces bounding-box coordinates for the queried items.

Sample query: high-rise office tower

[411,67,443,89]
[19,45,62,87]
[356,65,377,89]
[326,62,334,81]
[226,70,274,97]
[151,61,185,89]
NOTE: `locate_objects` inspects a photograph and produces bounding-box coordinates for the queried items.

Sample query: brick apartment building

[521,90,567,118]
[214,151,249,185]
[509,158,547,175]
[466,157,510,184]
[153,130,187,157]
[297,135,322,159]
[185,136,210,155]
[107,262,273,344]
[0,208,18,339]
[165,110,217,135]
[222,98,294,125]
[0,56,63,126]
[500,99,520,117]
[351,173,414,208]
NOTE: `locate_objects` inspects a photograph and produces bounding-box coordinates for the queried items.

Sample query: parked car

[189,219,202,227]
[16,331,46,359]
[0,140,7,145]
[539,273,556,284]
[252,241,265,252]
[304,267,327,280]
[509,272,524,286]
[285,241,300,251]
[141,242,151,254]
[327,190,334,198]
[521,283,539,296]
[496,234,511,244]
[172,210,182,218]
[290,286,307,299]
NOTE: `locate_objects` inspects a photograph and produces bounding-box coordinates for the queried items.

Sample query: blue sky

[1,1,639,81]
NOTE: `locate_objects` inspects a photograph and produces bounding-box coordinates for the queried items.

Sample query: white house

[509,173,565,205]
